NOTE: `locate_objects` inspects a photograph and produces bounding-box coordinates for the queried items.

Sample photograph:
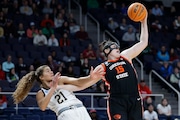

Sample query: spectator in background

[16,22,26,41]
[160,61,173,80]
[0,87,7,110]
[107,17,119,33]
[169,5,177,17]
[170,33,180,54]
[54,12,64,31]
[139,79,152,100]
[151,19,162,32]
[33,30,48,46]
[95,80,106,93]
[28,64,35,72]
[0,11,6,27]
[157,98,172,120]
[143,104,159,120]
[15,57,28,78]
[151,4,163,16]
[46,55,59,73]
[4,19,17,43]
[31,2,40,17]
[122,26,136,48]
[120,2,128,16]
[62,50,76,66]
[75,25,89,41]
[69,21,80,37]
[143,97,156,111]
[53,3,63,16]
[59,21,70,36]
[173,16,180,31]
[40,14,54,28]
[156,45,170,62]
[176,61,180,71]
[59,32,70,47]
[89,109,100,120]
[9,0,20,16]
[64,65,75,77]
[103,0,116,13]
[80,58,90,76]
[6,68,19,83]
[26,22,39,39]
[42,22,54,39]
[170,67,180,91]
[0,26,4,38]
[42,3,53,15]
[0,64,5,80]
[50,50,59,62]
[2,55,15,73]
[169,48,179,62]
[19,0,33,16]
[48,34,59,47]
[0,0,11,15]
[119,18,136,32]
[82,43,97,60]
[97,43,106,62]
[67,13,77,25]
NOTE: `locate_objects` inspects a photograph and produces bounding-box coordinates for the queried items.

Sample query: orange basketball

[127,2,147,22]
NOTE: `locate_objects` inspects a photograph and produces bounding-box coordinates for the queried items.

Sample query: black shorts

[108,95,143,120]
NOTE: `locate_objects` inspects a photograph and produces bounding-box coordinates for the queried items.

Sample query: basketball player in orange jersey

[97,13,148,120]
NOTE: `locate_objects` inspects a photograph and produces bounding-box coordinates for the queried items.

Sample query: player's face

[40,67,54,88]
[109,44,120,57]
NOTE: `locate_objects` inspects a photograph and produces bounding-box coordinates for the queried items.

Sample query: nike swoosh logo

[137,98,141,101]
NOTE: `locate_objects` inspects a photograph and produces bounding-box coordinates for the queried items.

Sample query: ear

[39,75,43,80]
[104,48,110,55]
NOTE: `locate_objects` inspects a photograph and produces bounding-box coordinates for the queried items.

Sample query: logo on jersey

[113,114,121,120]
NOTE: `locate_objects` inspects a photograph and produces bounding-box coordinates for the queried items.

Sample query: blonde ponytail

[12,71,37,104]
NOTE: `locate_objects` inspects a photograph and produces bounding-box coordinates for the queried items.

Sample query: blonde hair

[12,65,48,104]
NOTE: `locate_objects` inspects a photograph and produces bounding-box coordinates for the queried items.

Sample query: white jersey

[41,88,83,116]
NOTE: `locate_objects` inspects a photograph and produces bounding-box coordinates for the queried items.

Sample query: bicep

[121,41,147,59]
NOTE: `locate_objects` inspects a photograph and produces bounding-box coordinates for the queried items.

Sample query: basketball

[127,2,147,22]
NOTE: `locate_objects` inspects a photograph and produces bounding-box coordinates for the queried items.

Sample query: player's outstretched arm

[59,65,105,90]
[121,14,148,61]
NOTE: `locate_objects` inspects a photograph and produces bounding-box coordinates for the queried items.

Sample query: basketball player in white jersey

[12,65,104,120]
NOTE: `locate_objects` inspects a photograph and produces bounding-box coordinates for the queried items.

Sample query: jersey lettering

[116,72,128,79]
[55,91,67,104]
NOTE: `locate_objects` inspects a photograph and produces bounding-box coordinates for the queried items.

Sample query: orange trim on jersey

[107,98,111,120]
[101,63,106,72]
[120,55,132,64]
[139,90,144,118]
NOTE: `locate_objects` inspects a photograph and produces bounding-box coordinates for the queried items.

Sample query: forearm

[62,75,99,90]
[140,20,148,46]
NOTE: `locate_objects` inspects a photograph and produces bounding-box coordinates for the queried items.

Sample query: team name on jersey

[116,72,128,79]
[109,61,126,70]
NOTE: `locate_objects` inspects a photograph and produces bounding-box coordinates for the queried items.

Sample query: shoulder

[36,89,44,96]
[157,104,162,108]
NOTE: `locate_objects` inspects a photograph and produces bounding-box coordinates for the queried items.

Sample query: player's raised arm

[121,14,148,60]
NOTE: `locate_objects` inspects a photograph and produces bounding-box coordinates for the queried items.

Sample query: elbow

[39,107,46,111]
[38,104,46,111]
